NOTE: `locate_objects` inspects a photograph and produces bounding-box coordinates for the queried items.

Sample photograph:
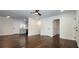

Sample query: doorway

[53,19,60,47]
[53,19,60,36]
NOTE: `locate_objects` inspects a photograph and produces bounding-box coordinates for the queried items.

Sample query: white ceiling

[0,10,75,19]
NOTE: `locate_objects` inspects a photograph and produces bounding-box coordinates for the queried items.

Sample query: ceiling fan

[31,10,41,16]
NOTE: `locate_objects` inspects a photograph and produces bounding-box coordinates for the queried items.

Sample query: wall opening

[53,19,60,47]
[53,19,60,36]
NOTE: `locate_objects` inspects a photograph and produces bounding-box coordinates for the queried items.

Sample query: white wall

[12,19,27,34]
[28,18,40,36]
[0,17,27,36]
[40,11,76,40]
[75,11,79,47]
[40,15,61,37]
[40,17,53,37]
[0,17,13,35]
[28,11,76,41]
[60,11,76,40]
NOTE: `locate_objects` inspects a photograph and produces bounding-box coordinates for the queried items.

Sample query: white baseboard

[60,36,74,40]
[0,33,24,36]
[28,34,40,36]
[40,34,53,37]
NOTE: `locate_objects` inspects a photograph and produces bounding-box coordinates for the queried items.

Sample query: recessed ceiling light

[6,16,10,19]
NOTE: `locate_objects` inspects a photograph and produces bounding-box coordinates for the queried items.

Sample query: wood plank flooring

[0,34,27,48]
[27,35,78,48]
[0,34,78,48]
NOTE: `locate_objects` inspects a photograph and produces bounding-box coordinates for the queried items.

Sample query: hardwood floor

[0,34,27,48]
[27,35,78,48]
[0,34,78,48]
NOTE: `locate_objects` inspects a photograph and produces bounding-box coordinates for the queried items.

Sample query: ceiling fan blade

[35,10,39,12]
[30,10,41,16]
[38,13,41,16]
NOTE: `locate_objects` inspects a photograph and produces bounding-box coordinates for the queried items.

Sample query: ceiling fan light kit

[31,10,42,16]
